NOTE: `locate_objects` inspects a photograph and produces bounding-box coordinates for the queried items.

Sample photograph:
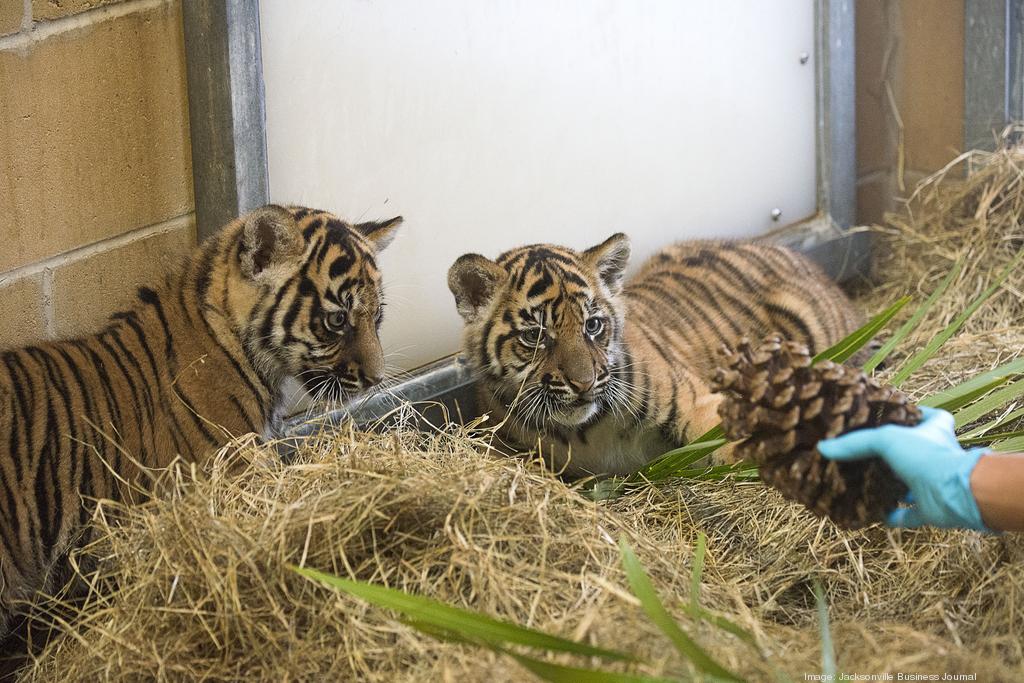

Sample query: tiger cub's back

[625,240,859,375]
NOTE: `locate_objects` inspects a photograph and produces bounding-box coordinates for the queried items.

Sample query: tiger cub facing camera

[448,236,860,477]
[0,204,401,637]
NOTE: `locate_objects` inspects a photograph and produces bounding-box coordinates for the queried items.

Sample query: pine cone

[711,336,921,529]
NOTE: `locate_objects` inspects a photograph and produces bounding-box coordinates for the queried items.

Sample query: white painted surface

[261,0,818,368]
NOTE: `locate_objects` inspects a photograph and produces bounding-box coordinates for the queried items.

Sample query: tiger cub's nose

[361,369,384,387]
[565,374,596,395]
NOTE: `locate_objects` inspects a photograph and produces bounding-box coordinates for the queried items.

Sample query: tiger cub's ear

[582,233,631,295]
[355,216,403,253]
[240,205,303,280]
[448,254,508,322]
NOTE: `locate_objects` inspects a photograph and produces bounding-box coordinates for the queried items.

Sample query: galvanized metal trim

[816,0,857,231]
[1009,0,1024,122]
[965,0,1024,150]
[803,0,866,283]
[183,0,269,241]
[283,355,479,438]
[767,215,869,284]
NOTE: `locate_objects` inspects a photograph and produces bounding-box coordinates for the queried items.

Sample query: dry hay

[17,432,1024,681]
[17,136,1024,681]
[864,126,1024,397]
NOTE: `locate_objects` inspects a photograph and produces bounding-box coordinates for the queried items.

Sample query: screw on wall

[770,208,783,221]
[799,52,809,65]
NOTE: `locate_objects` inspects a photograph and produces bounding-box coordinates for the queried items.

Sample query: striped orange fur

[0,204,400,636]
[448,236,860,477]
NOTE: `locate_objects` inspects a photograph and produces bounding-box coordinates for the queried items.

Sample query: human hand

[817,407,990,531]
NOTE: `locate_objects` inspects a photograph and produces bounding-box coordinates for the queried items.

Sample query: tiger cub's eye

[585,317,605,337]
[519,327,546,348]
[325,310,348,332]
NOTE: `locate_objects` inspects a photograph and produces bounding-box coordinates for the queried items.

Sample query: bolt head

[770,208,783,221]
[799,52,810,65]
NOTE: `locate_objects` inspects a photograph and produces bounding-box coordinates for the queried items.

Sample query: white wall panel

[261,0,817,367]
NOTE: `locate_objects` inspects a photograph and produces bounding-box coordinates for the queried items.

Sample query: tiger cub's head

[448,234,631,427]
[231,205,402,400]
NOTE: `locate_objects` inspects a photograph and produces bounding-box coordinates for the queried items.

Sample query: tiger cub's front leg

[646,363,736,465]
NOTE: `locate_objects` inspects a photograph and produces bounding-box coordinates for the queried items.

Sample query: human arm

[817,407,1024,532]
[968,452,1024,532]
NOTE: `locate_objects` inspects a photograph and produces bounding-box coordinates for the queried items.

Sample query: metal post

[182,0,269,241]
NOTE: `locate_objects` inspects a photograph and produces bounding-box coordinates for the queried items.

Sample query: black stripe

[25,349,72,562]
[197,329,268,431]
[627,283,734,355]
[229,395,260,434]
[52,344,113,502]
[0,354,35,574]
[680,253,768,330]
[104,327,160,464]
[69,341,125,494]
[114,314,194,457]
[328,252,357,279]
[526,268,554,299]
[654,270,750,339]
[763,302,817,351]
[137,292,222,447]
[3,353,32,483]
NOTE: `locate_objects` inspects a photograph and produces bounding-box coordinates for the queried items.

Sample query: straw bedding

[17,140,1024,681]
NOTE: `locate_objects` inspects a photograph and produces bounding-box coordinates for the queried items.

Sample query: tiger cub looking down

[0,205,401,637]
[448,236,860,477]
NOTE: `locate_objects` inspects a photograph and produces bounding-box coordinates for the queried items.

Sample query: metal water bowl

[283,354,481,437]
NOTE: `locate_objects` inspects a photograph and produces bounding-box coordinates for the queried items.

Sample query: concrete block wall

[856,0,965,225]
[0,0,194,350]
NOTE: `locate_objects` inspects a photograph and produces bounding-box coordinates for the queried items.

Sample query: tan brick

[0,0,23,37]
[32,0,124,21]
[901,0,964,172]
[0,1,194,273]
[0,273,46,350]
[50,218,195,337]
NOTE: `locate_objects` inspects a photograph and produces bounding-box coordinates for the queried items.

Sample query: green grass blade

[960,429,1024,446]
[991,434,1024,452]
[405,621,673,683]
[813,580,836,678]
[291,565,634,661]
[506,652,678,683]
[923,373,1020,413]
[630,439,728,483]
[584,477,628,501]
[812,296,912,365]
[619,541,744,682]
[693,425,725,443]
[684,605,760,651]
[962,405,1024,439]
[690,533,706,610]
[666,463,758,480]
[682,532,758,649]
[952,378,1024,428]
[891,251,1024,386]
[862,261,963,373]
[921,359,1024,410]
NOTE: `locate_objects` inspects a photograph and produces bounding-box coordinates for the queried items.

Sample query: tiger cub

[0,204,401,636]
[448,236,860,477]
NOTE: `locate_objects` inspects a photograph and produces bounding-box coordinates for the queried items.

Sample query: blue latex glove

[817,407,990,531]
